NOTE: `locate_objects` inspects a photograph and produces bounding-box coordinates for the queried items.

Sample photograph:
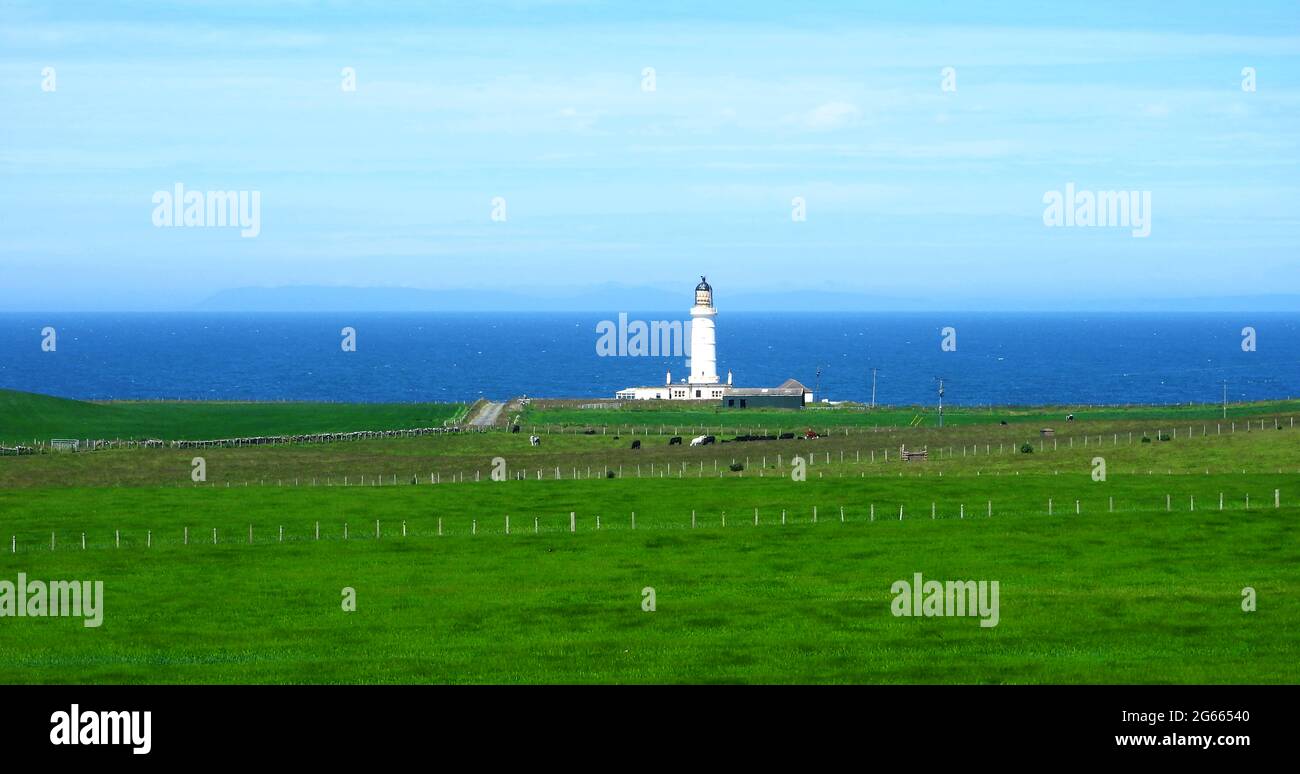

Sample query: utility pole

[815,366,823,402]
[1222,379,1227,419]
[937,377,945,428]
[870,368,878,409]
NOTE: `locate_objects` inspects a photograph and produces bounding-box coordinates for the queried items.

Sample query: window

[695,390,701,398]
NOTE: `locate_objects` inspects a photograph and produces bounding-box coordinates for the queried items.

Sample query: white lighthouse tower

[688,275,719,385]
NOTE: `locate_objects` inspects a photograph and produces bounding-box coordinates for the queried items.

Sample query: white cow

[529,435,541,447]
[689,435,708,447]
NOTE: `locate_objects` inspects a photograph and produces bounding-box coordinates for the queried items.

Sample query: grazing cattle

[511,424,521,433]
[779,432,795,440]
[631,440,641,449]
[999,420,1008,426]
[689,435,708,447]
[669,436,683,445]
[1066,414,1075,422]
[529,435,541,447]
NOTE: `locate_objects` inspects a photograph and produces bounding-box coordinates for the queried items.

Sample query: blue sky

[1,0,1298,310]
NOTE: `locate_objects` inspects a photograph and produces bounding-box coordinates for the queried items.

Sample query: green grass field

[0,389,465,445]
[518,397,1300,432]
[1,391,1297,683]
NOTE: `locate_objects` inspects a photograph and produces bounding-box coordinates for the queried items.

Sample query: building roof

[726,387,805,397]
[778,378,810,392]
[696,275,712,292]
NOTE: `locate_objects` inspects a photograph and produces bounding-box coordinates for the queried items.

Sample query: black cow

[668,436,682,445]
[631,440,641,449]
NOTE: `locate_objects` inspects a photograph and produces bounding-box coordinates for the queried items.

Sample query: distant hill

[196,285,1300,313]
[196,284,687,312]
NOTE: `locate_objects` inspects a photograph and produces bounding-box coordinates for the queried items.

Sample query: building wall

[617,385,729,401]
[720,394,804,409]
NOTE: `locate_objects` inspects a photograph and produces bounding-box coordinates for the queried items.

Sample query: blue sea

[0,313,1296,406]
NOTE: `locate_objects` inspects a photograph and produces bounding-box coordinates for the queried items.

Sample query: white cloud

[791,101,862,131]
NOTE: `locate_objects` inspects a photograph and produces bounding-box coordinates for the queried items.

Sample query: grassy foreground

[0,391,1297,683]
[0,473,1296,684]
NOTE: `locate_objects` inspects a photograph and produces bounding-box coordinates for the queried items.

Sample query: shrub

[1141,436,1152,443]
[729,462,744,472]
[1158,433,1171,442]
[1020,443,1034,454]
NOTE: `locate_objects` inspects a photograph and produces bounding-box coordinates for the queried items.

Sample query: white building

[616,277,813,406]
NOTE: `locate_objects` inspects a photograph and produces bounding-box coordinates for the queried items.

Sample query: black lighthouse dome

[694,275,714,307]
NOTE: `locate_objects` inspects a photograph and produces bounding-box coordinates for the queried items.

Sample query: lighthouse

[614,275,811,405]
[688,276,719,385]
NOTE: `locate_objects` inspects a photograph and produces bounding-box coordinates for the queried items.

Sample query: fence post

[570,512,576,533]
